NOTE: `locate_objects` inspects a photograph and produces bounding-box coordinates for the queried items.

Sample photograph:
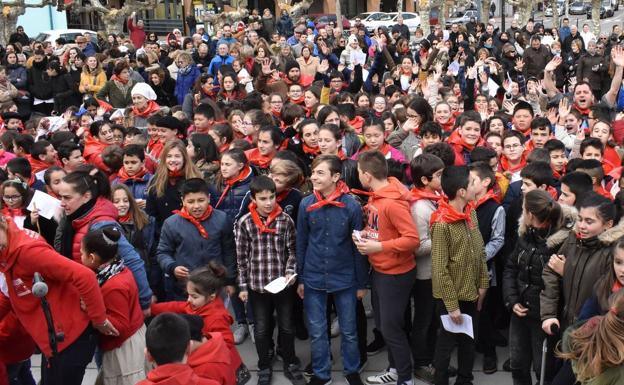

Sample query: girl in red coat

[151,262,249,385]
[81,226,146,385]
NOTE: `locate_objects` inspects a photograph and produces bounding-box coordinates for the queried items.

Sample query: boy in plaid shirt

[235,176,304,385]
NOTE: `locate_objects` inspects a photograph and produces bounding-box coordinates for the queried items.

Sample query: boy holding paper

[430,165,489,385]
[235,175,304,385]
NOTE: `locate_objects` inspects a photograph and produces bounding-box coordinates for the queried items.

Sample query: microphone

[32,272,48,298]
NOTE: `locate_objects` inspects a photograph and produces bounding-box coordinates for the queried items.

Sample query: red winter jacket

[68,197,118,263]
[188,332,236,385]
[83,134,111,175]
[137,363,220,385]
[151,297,241,369]
[0,219,107,357]
[99,268,144,351]
[0,311,35,364]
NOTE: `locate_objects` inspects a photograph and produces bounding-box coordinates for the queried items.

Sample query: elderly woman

[130,82,161,130]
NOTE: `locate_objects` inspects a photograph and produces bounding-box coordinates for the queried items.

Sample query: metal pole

[501,0,505,34]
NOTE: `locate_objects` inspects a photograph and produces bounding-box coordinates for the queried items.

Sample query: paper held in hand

[440,314,474,339]
[26,190,61,220]
[264,274,298,294]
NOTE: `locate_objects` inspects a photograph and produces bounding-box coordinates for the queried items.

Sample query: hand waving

[545,56,562,72]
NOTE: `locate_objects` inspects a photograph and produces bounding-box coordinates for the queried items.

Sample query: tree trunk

[591,0,600,35]
[335,0,343,32]
[516,0,533,26]
[481,0,489,23]
[101,10,127,35]
[397,0,403,12]
[438,0,447,28]
[419,0,430,35]
[0,6,22,47]
[552,0,559,27]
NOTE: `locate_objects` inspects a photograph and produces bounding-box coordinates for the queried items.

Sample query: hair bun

[102,226,122,243]
[207,261,226,278]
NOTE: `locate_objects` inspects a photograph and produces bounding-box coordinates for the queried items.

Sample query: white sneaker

[233,323,248,345]
[365,369,398,385]
[248,323,256,344]
[330,317,340,338]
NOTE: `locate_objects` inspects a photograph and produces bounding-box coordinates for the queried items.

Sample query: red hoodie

[25,154,53,176]
[151,297,242,369]
[137,363,220,385]
[188,332,236,385]
[83,134,111,174]
[0,219,107,357]
[68,197,118,263]
[361,177,420,274]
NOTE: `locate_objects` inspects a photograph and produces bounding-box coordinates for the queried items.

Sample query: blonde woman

[80,55,107,97]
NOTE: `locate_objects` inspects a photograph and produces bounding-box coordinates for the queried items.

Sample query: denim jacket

[296,193,368,292]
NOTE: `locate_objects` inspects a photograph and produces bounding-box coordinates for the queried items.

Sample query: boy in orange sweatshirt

[354,150,420,385]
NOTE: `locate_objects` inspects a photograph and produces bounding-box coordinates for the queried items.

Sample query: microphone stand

[38,291,64,384]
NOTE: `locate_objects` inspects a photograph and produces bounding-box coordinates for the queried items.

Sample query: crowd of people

[2,5,624,385]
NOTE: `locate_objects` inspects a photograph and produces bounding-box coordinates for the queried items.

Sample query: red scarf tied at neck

[132,100,160,119]
[111,74,129,84]
[430,199,475,229]
[306,181,350,212]
[168,168,184,183]
[246,148,274,170]
[248,202,282,234]
[474,189,501,208]
[215,167,252,208]
[117,167,148,183]
[118,212,132,223]
[1,207,22,219]
[410,187,443,203]
[173,206,213,239]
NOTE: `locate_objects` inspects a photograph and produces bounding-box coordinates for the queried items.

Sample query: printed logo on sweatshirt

[363,203,379,241]
[12,278,31,297]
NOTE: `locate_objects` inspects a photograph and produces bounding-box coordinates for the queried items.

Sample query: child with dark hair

[81,226,146,385]
[138,313,220,385]
[157,178,236,301]
[544,139,568,180]
[430,165,488,385]
[245,126,282,174]
[558,172,594,209]
[500,130,527,182]
[7,156,44,191]
[235,176,304,385]
[413,122,443,158]
[150,263,247,385]
[423,142,456,167]
[112,144,152,203]
[576,159,613,200]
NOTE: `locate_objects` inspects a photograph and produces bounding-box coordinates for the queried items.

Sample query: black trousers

[433,300,477,385]
[41,326,97,385]
[410,279,438,366]
[249,286,297,370]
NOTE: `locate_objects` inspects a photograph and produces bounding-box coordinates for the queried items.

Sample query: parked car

[363,12,421,33]
[587,4,610,17]
[363,12,397,32]
[309,14,351,29]
[569,1,588,14]
[545,0,566,16]
[349,12,385,25]
[446,9,479,26]
[35,29,98,44]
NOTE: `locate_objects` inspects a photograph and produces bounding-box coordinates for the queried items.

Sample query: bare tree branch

[69,0,109,14]
[0,0,53,7]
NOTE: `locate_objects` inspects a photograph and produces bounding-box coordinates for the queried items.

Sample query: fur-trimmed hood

[518,203,577,249]
[594,216,624,245]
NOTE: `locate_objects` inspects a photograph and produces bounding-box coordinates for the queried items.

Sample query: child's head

[523,189,562,229]
[145,313,191,366]
[58,141,85,172]
[580,137,604,161]
[194,103,216,131]
[559,171,593,208]
[576,193,616,239]
[220,148,247,180]
[187,133,219,164]
[298,119,320,148]
[512,101,534,133]
[1,179,28,210]
[180,178,211,219]
[484,132,502,157]
[269,157,303,191]
[187,262,227,309]
[502,130,526,163]
[468,162,495,197]
[310,154,342,193]
[441,165,475,201]
[250,175,277,215]
[208,124,233,150]
[576,159,605,187]
[420,122,443,148]
[318,124,343,155]
[256,126,282,156]
[457,113,482,147]
[357,150,388,189]
[81,226,122,269]
[470,146,498,171]
[590,120,613,146]
[362,120,385,151]
[6,157,32,183]
[122,144,146,176]
[181,314,206,351]
[410,154,444,191]
[544,139,567,174]
[423,142,456,166]
[102,145,124,173]
[520,161,553,194]
[43,166,66,196]
[529,117,551,148]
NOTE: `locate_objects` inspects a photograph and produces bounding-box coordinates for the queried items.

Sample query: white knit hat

[131,82,157,101]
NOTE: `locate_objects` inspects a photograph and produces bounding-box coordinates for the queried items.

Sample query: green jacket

[96,79,136,108]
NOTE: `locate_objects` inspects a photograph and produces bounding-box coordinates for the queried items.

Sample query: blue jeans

[304,285,359,380]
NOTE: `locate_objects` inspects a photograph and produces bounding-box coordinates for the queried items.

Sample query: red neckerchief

[410,187,442,202]
[373,110,383,118]
[430,199,475,229]
[474,189,500,208]
[523,139,535,155]
[167,168,184,185]
[248,202,282,234]
[306,181,349,212]
[302,143,320,156]
[220,89,245,102]
[360,143,392,157]
[147,139,164,160]
[500,153,527,173]
[245,57,254,73]
[27,155,52,175]
[613,279,623,293]
[552,166,565,180]
[26,175,35,188]
[46,187,59,199]
[595,185,614,200]
[574,103,591,116]
[131,100,160,118]
[218,142,230,153]
[276,188,290,203]
[1,207,22,219]
[604,145,621,175]
[438,119,455,133]
[117,167,148,183]
[271,107,282,120]
[447,130,482,152]
[173,206,213,239]
[118,213,132,223]
[304,106,312,118]
[215,166,252,208]
[289,95,305,105]
[546,186,559,200]
[111,74,128,84]
[246,148,274,169]
[337,149,347,160]
[349,116,365,133]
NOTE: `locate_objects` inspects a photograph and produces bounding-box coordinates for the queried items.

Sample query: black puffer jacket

[27,57,52,100]
[503,205,576,320]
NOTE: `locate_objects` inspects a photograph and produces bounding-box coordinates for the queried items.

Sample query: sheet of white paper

[350,51,367,66]
[487,77,500,98]
[440,314,474,339]
[264,274,297,294]
[26,190,61,220]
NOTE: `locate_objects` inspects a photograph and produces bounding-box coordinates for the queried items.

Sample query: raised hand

[514,58,524,70]
[412,62,420,75]
[317,59,329,74]
[558,97,571,120]
[612,45,624,67]
[503,79,511,92]
[545,56,562,72]
[467,66,477,80]
[261,58,274,75]
[546,107,558,125]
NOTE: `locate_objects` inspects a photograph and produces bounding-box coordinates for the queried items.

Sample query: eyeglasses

[504,143,522,150]
[3,195,21,202]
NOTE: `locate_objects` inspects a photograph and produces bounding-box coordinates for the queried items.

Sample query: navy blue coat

[112,173,152,201]
[174,64,201,105]
[209,169,254,224]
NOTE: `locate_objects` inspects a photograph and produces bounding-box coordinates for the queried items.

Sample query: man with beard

[27,49,54,115]
[254,59,314,98]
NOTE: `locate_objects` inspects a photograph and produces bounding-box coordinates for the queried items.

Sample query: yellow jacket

[79,71,107,96]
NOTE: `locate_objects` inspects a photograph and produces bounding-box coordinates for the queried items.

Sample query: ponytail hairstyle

[82,226,122,262]
[523,189,563,228]
[111,184,149,230]
[63,164,111,200]
[558,288,624,382]
[187,261,227,297]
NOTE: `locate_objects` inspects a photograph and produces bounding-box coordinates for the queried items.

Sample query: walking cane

[539,323,559,385]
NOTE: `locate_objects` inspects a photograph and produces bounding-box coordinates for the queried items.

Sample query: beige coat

[296,56,320,78]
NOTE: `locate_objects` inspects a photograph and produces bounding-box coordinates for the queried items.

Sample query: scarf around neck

[117,167,148,183]
[132,100,160,118]
[215,166,252,208]
[248,202,282,234]
[306,181,350,212]
[430,199,475,229]
[410,187,442,203]
[96,258,125,286]
[174,206,213,239]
